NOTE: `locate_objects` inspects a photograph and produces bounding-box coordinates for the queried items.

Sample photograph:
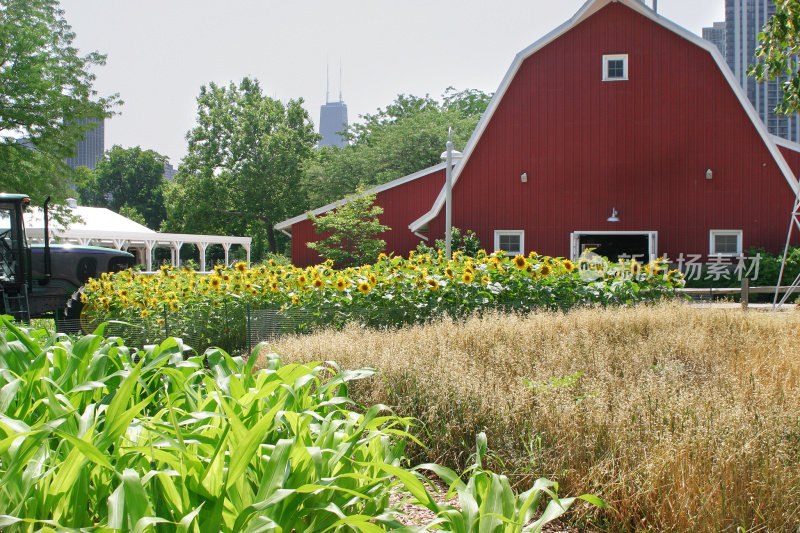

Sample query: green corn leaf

[54,430,114,471]
[226,405,280,487]
[177,502,205,533]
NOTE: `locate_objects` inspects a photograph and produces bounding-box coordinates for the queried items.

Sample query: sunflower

[368,273,377,286]
[235,261,247,273]
[427,279,439,290]
[563,260,575,273]
[445,267,455,279]
[358,281,371,294]
[312,278,323,289]
[169,300,180,312]
[514,255,527,269]
[291,295,300,305]
[528,251,539,259]
[335,277,347,291]
[297,274,307,285]
[462,272,474,283]
[209,276,222,290]
[377,253,388,261]
[222,274,231,282]
[481,275,490,285]
[630,261,642,275]
[539,264,552,276]
[140,309,149,318]
[270,282,280,292]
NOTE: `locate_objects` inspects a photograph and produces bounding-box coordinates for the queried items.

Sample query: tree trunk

[267,225,277,254]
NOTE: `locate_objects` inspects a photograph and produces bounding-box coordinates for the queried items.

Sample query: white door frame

[570,231,658,262]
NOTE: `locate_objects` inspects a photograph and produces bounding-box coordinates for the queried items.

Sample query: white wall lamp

[607,207,620,222]
[521,172,528,183]
[706,169,713,180]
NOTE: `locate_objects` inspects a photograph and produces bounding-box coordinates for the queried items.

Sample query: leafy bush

[416,227,482,258]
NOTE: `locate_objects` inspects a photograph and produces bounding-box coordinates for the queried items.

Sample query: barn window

[494,230,524,256]
[709,230,742,256]
[603,54,628,81]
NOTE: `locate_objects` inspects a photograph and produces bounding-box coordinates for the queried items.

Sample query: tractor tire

[60,288,90,335]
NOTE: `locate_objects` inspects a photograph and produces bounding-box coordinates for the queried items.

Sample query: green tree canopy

[164,77,318,258]
[77,145,168,230]
[300,87,492,209]
[750,1,800,114]
[307,191,389,268]
[0,0,119,205]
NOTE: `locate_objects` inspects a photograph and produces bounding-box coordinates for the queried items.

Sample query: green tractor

[0,193,135,329]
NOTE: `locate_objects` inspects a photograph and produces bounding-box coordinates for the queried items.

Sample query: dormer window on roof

[603,54,628,81]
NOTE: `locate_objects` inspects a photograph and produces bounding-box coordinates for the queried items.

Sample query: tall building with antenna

[319,64,348,148]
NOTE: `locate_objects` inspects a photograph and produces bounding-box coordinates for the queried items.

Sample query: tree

[77,145,168,230]
[307,191,389,267]
[300,88,492,208]
[750,1,800,114]
[0,0,119,205]
[163,77,318,257]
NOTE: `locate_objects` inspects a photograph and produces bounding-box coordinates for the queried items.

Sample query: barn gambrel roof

[409,0,800,234]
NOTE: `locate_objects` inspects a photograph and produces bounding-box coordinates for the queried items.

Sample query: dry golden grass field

[257,303,800,532]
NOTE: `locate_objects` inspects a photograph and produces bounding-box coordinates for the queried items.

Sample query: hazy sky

[59,0,725,165]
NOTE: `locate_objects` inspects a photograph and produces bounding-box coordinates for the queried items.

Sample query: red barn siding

[424,3,796,259]
[289,167,445,266]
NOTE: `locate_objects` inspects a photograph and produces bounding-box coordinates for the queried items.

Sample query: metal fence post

[246,302,252,352]
[163,303,169,338]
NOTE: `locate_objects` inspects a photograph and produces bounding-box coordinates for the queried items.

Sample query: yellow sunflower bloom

[563,260,575,273]
[335,278,347,291]
[140,309,149,318]
[209,276,222,290]
[514,255,527,269]
[445,267,455,279]
[312,278,323,289]
[539,264,552,276]
[481,276,490,285]
[462,272,474,283]
[358,281,371,294]
[235,261,247,273]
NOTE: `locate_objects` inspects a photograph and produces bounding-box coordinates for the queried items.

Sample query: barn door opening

[571,232,657,262]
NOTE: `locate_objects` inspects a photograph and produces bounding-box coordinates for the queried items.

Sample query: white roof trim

[410,0,799,233]
[275,162,447,231]
[771,134,800,153]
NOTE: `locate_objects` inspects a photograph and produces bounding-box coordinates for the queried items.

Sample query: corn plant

[374,433,608,532]
[0,316,414,532]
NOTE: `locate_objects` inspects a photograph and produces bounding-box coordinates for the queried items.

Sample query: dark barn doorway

[578,234,650,262]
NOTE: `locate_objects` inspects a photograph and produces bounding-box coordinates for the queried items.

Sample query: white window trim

[494,230,524,255]
[570,231,657,262]
[602,54,628,81]
[709,230,743,257]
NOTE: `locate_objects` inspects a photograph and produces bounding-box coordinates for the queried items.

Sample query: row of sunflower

[79,250,684,352]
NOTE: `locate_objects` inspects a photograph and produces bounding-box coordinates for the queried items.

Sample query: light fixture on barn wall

[521,172,528,183]
[706,169,713,180]
[607,208,620,222]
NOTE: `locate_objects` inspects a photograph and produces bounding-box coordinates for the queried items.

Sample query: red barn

[278,0,800,267]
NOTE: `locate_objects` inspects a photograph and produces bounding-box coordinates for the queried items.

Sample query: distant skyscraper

[706,1,800,142]
[702,21,727,59]
[163,161,177,181]
[319,65,348,148]
[65,118,105,169]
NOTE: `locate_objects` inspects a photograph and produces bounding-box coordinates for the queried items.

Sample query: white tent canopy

[24,202,251,272]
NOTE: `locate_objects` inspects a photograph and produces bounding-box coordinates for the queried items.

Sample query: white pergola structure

[24,203,251,273]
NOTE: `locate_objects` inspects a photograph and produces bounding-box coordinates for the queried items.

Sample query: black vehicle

[0,193,135,325]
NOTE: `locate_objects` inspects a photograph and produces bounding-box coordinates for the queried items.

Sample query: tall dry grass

[258,303,800,532]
